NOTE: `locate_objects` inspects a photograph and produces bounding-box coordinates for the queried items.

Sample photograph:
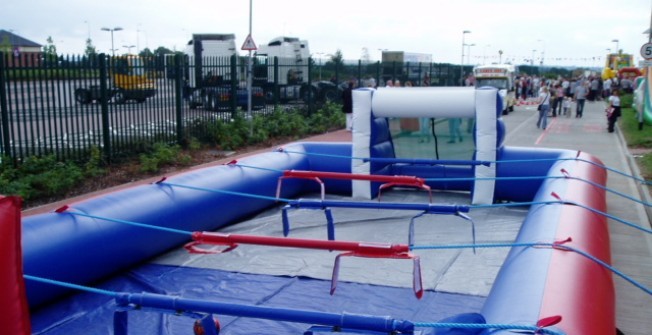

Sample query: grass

[619,93,652,180]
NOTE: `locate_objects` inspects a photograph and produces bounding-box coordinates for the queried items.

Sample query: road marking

[534,117,558,145]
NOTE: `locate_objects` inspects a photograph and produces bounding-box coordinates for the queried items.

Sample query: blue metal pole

[115,292,415,333]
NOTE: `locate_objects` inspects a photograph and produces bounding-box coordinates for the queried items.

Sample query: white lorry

[473,64,516,115]
[253,36,340,103]
[183,33,265,111]
[381,51,433,85]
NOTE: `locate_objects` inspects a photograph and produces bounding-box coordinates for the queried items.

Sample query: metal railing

[0,52,462,164]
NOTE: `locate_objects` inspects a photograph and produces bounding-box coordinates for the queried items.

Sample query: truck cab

[473,64,516,115]
[254,36,340,103]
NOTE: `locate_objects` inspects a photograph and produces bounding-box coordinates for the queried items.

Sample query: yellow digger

[75,55,157,104]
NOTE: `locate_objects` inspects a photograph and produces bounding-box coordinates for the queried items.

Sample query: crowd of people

[342,72,626,137]
[523,74,625,133]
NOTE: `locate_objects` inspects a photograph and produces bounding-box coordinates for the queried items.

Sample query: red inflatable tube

[539,153,614,334]
[0,196,31,335]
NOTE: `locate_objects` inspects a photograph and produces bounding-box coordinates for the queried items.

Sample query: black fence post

[98,54,111,163]
[230,54,237,117]
[357,60,362,87]
[307,57,313,111]
[0,53,11,159]
[273,57,279,106]
[174,54,184,146]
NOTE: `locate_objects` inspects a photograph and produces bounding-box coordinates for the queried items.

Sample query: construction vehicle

[75,55,156,104]
[183,34,265,111]
[473,64,516,115]
[253,36,340,103]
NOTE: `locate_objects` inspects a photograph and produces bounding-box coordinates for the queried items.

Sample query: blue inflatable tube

[21,140,614,334]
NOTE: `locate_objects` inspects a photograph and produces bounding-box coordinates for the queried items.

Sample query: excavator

[75,55,157,104]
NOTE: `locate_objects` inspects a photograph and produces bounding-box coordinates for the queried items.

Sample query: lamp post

[460,30,471,86]
[483,44,491,65]
[101,27,123,56]
[537,39,545,66]
[612,39,619,54]
[465,43,476,65]
[315,52,326,81]
[123,45,136,54]
[531,49,537,66]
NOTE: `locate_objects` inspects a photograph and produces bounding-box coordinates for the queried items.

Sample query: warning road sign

[241,34,257,51]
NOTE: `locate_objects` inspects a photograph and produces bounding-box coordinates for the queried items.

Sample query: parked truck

[75,55,157,104]
[253,36,340,103]
[381,51,433,85]
[183,33,265,111]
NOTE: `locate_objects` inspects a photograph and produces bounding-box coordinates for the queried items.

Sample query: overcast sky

[3,0,651,67]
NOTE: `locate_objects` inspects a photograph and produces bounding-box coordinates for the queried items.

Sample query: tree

[43,36,58,67]
[330,50,344,67]
[139,47,154,58]
[84,38,97,57]
[0,36,11,53]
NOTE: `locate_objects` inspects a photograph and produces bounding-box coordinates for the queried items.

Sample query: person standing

[553,84,564,117]
[589,77,600,102]
[607,90,621,133]
[536,86,551,130]
[574,81,588,118]
[603,77,612,100]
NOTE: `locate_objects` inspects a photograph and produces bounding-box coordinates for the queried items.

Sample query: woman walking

[537,86,551,130]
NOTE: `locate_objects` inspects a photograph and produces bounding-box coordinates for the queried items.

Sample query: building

[0,29,42,67]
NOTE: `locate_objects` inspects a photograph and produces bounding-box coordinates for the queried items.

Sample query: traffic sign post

[241,34,257,51]
[640,42,652,60]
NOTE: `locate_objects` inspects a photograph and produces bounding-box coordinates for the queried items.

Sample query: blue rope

[24,274,118,297]
[469,200,652,234]
[493,157,651,185]
[158,181,292,203]
[278,149,651,185]
[413,321,564,335]
[60,211,193,236]
[411,241,652,295]
[425,175,651,207]
[229,163,285,173]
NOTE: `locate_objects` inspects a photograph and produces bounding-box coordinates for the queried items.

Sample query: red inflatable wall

[0,196,31,334]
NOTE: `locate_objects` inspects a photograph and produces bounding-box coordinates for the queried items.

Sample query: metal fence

[0,52,462,164]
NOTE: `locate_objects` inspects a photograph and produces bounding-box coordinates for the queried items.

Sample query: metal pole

[460,30,470,86]
[247,0,253,136]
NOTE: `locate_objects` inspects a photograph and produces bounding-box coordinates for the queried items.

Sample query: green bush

[0,155,84,201]
[139,143,190,173]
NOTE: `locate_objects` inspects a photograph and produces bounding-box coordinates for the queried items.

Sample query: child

[562,97,572,117]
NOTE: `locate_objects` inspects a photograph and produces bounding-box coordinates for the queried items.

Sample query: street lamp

[483,44,491,65]
[101,27,123,57]
[531,49,537,66]
[537,39,545,66]
[315,52,326,81]
[612,39,619,54]
[460,30,471,86]
[465,43,476,65]
[123,45,136,54]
